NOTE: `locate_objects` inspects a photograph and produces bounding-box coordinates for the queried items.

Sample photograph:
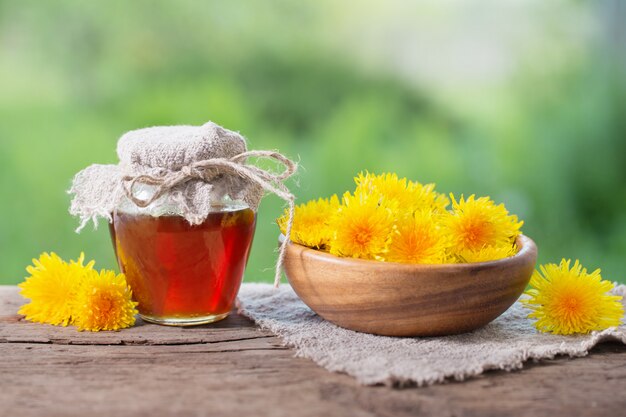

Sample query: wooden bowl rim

[279,234,537,272]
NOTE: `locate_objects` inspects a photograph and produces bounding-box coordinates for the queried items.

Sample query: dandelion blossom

[457,244,518,263]
[406,181,449,213]
[443,194,522,259]
[522,259,623,335]
[355,172,410,205]
[386,211,449,264]
[19,252,137,332]
[18,253,92,326]
[278,195,340,249]
[274,173,525,265]
[72,269,138,332]
[354,172,448,212]
[329,191,395,259]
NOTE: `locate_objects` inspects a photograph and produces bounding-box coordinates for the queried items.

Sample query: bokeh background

[1,0,625,284]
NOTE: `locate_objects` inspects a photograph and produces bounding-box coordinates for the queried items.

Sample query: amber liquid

[109,208,256,325]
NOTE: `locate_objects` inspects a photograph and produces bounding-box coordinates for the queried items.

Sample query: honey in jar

[110,205,256,325]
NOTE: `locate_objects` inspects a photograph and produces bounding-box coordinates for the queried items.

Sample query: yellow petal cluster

[521,259,624,335]
[276,172,522,263]
[442,194,523,263]
[72,270,138,331]
[18,253,89,326]
[386,210,449,264]
[278,195,340,249]
[18,252,138,331]
[457,244,518,264]
[329,190,396,260]
[355,172,449,213]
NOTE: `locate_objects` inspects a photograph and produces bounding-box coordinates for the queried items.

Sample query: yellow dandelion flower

[355,172,409,204]
[443,194,523,259]
[385,210,449,264]
[329,190,395,259]
[354,172,448,213]
[18,252,92,326]
[407,181,450,213]
[19,252,137,332]
[457,244,518,263]
[276,173,526,264]
[72,269,138,332]
[278,195,340,249]
[521,259,623,335]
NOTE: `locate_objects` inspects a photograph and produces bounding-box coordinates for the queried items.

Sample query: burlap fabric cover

[69,121,268,229]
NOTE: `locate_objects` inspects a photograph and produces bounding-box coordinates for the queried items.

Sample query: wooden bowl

[281,235,538,337]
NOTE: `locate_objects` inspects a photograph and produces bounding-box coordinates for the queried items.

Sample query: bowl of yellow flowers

[277,173,538,337]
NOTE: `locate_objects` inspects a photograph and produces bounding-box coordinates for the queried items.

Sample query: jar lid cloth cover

[69,121,297,285]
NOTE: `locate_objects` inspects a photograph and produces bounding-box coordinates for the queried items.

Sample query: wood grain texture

[2,286,626,417]
[283,235,538,337]
[1,286,271,346]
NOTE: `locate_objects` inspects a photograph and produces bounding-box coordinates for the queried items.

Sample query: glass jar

[69,121,295,327]
[109,186,256,326]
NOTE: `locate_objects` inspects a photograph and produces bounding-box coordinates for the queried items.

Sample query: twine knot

[121,150,297,287]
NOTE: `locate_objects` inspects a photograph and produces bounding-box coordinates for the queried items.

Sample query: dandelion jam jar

[69,121,296,326]
[109,198,256,325]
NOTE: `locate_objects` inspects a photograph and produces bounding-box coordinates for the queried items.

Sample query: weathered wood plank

[2,342,625,417]
[0,286,272,345]
[2,285,626,417]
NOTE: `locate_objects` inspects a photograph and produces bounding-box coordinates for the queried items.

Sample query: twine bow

[121,150,297,287]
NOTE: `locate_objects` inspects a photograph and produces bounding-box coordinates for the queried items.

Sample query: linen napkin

[237,283,626,386]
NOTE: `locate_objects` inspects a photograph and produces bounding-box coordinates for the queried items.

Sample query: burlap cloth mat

[237,283,626,387]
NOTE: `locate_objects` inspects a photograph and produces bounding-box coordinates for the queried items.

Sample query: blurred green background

[1,0,625,284]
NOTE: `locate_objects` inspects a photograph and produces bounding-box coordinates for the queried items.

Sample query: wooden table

[2,286,625,417]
